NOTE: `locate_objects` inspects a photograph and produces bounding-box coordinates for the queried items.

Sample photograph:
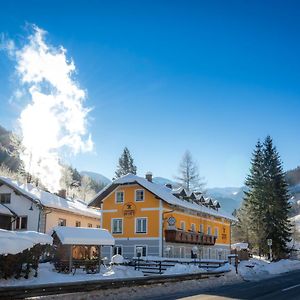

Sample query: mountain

[152,176,244,214]
[80,171,111,186]
[153,177,178,187]
[0,125,22,172]
[206,187,245,214]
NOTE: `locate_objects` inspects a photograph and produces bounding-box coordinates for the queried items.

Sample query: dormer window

[0,193,11,204]
[115,191,124,203]
[135,189,144,202]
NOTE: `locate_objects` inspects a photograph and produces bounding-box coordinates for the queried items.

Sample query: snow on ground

[238,258,300,281]
[32,265,242,300]
[0,263,144,287]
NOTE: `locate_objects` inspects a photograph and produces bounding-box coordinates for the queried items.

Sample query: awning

[0,204,14,216]
[53,226,115,246]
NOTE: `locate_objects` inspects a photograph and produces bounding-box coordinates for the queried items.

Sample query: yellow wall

[44,209,100,233]
[102,183,231,245]
[102,185,160,238]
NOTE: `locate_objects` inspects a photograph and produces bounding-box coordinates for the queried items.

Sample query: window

[135,189,144,202]
[15,216,27,230]
[207,226,211,235]
[191,223,196,231]
[75,221,81,227]
[113,246,122,255]
[180,221,185,230]
[115,191,124,203]
[58,218,66,226]
[96,225,100,228]
[0,193,11,204]
[112,218,123,234]
[88,223,92,228]
[200,224,204,233]
[136,218,147,233]
[214,227,219,237]
[135,245,147,257]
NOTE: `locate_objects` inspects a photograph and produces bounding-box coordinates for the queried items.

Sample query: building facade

[89,173,235,260]
[0,176,100,233]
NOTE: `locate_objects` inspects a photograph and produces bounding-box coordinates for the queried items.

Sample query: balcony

[164,229,217,246]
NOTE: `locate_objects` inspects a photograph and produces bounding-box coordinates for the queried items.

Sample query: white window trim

[113,245,123,256]
[15,216,28,230]
[180,221,185,231]
[207,226,211,235]
[134,189,145,202]
[134,245,148,257]
[191,223,196,231]
[200,224,204,233]
[135,217,148,234]
[115,190,124,204]
[214,227,219,237]
[111,218,123,234]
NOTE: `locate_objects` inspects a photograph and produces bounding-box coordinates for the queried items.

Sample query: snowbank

[0,263,144,287]
[238,258,300,281]
[163,263,207,275]
[231,242,248,250]
[0,229,53,255]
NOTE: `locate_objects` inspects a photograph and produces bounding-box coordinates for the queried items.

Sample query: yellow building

[89,173,235,260]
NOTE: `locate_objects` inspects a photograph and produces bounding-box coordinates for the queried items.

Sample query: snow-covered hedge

[0,229,52,279]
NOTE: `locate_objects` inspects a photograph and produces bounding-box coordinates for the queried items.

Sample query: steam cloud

[11,26,93,192]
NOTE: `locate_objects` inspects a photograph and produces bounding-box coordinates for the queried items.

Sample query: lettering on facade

[123,202,136,218]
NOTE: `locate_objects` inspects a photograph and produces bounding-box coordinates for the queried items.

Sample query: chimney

[58,189,67,199]
[145,172,153,182]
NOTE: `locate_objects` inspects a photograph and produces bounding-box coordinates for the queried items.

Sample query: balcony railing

[164,229,217,245]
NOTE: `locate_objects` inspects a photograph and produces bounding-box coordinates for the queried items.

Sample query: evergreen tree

[240,136,291,259]
[175,150,205,192]
[261,136,291,258]
[115,147,137,179]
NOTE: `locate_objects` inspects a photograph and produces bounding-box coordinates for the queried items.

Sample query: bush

[0,244,50,279]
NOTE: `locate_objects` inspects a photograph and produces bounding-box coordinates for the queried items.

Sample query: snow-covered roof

[0,229,53,255]
[53,226,115,246]
[0,176,100,219]
[0,203,13,216]
[90,174,236,221]
[231,242,249,250]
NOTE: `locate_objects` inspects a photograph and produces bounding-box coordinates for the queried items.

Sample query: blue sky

[1,0,300,187]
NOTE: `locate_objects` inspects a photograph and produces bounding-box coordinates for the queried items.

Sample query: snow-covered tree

[175,150,205,192]
[115,147,137,179]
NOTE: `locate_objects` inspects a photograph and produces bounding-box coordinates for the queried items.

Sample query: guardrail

[0,268,230,300]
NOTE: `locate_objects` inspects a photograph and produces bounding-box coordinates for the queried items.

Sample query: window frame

[15,216,28,230]
[88,223,93,228]
[0,193,11,204]
[75,221,81,227]
[135,245,147,257]
[115,190,124,204]
[191,223,196,232]
[200,224,204,233]
[214,227,219,237]
[207,226,211,235]
[135,189,145,202]
[113,245,123,256]
[180,221,185,231]
[112,218,123,234]
[58,218,67,226]
[135,217,147,234]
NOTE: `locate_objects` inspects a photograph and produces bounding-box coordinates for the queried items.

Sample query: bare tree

[175,150,205,192]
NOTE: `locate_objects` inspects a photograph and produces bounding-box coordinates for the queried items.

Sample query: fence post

[159,261,162,274]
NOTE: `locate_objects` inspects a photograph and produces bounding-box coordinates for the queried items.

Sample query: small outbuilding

[231,242,250,261]
[52,226,115,274]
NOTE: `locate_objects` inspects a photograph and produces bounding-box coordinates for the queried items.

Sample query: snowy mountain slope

[80,171,111,185]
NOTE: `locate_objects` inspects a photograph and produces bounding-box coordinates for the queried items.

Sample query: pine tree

[261,136,291,258]
[175,150,205,192]
[115,147,137,179]
[240,137,291,259]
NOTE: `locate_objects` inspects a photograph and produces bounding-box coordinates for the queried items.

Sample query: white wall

[0,185,41,231]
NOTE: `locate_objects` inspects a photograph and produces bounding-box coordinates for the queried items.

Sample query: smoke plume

[10,26,93,191]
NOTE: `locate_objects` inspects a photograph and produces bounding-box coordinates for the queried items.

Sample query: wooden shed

[52,226,115,274]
